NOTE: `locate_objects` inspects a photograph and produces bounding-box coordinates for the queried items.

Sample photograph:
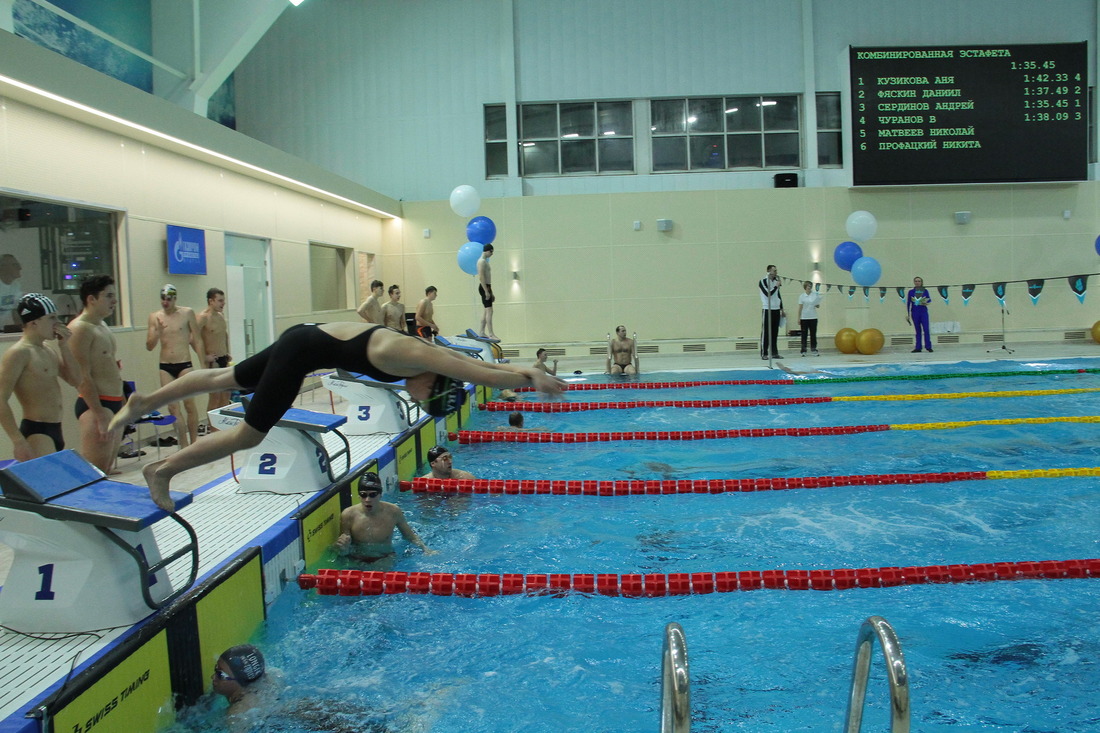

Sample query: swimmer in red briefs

[109,322,565,511]
[334,472,435,568]
[70,275,125,473]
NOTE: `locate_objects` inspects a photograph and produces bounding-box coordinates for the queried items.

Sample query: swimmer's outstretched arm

[370,330,566,397]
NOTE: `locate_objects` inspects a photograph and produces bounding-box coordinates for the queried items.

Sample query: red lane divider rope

[401,469,988,495]
[451,424,890,443]
[481,396,833,412]
[514,379,792,392]
[299,558,1100,597]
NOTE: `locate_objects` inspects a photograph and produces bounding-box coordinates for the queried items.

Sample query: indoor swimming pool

[170,358,1100,732]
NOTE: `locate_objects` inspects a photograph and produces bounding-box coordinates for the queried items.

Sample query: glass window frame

[0,189,123,332]
[517,100,635,177]
[650,94,802,173]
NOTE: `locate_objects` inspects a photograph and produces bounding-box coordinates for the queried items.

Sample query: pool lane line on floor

[482,387,1100,412]
[399,466,1100,496]
[452,415,1100,443]
[512,367,1100,391]
[298,557,1100,596]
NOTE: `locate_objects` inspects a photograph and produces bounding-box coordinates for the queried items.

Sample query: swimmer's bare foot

[109,392,149,434]
[143,460,175,512]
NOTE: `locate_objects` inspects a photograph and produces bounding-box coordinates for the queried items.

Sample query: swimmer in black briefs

[158,361,192,379]
[108,322,566,511]
[74,393,125,418]
[19,418,64,452]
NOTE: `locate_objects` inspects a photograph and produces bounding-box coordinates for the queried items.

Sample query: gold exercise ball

[1092,320,1100,344]
[835,328,858,354]
[856,328,885,355]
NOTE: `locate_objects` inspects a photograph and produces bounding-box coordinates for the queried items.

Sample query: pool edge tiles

[0,412,453,733]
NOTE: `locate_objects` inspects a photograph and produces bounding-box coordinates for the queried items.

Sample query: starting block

[321,369,421,435]
[211,402,351,493]
[0,450,197,632]
[435,335,484,359]
[463,330,506,362]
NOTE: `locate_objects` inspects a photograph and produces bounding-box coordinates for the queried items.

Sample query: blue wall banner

[166,225,207,275]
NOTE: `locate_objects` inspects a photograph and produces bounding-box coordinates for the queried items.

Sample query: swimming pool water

[171,359,1100,732]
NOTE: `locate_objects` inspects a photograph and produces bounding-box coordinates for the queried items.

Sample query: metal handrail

[660,622,690,733]
[843,616,910,733]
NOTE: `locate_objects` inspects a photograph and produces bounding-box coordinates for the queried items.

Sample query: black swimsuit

[19,419,64,452]
[233,324,404,432]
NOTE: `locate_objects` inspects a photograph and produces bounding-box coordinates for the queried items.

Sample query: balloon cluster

[833,210,881,287]
[449,185,498,275]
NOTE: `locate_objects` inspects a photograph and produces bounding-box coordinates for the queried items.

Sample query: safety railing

[660,621,690,732]
[843,616,910,733]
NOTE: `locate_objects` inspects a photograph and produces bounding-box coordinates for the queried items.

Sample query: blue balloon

[466,216,497,245]
[834,241,863,272]
[851,256,882,287]
[1095,234,1100,256]
[457,241,482,276]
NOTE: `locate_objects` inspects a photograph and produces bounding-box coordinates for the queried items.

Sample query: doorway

[224,234,273,361]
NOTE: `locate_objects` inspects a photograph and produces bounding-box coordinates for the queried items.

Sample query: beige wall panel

[906,188,1013,239]
[517,195,611,250]
[715,188,807,244]
[1010,185,1094,237]
[521,246,612,305]
[525,299,613,344]
[609,191,717,246]
[271,240,313,317]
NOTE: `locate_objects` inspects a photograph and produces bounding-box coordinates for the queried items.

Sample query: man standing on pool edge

[758,265,785,360]
[906,276,933,353]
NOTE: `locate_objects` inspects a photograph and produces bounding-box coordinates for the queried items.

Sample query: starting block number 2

[250,450,328,478]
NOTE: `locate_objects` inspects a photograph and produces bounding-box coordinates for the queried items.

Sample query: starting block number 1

[35,563,55,600]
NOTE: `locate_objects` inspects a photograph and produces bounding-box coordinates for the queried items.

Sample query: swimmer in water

[334,471,436,568]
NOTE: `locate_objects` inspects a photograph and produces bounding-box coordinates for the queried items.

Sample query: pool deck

[0,339,1097,728]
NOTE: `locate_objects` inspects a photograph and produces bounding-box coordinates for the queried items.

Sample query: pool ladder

[660,622,690,733]
[657,616,910,733]
[844,616,910,733]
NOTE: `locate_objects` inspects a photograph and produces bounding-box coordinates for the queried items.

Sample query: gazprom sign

[166,225,207,275]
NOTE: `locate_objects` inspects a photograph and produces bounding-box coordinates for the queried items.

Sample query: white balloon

[449,185,481,218]
[845,210,878,242]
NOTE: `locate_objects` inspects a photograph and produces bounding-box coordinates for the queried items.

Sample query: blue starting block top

[0,450,192,531]
[465,329,501,343]
[219,405,348,433]
[435,335,482,355]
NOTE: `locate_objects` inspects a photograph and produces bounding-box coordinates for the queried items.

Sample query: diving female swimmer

[108,323,565,510]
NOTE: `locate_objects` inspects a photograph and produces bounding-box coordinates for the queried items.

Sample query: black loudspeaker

[774,173,798,188]
[403,313,417,334]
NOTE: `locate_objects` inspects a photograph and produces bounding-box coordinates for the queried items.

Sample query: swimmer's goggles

[420,374,467,417]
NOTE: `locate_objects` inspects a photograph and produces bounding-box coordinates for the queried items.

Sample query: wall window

[651,95,801,172]
[485,104,508,178]
[519,101,634,176]
[816,92,842,167]
[0,192,120,331]
[309,243,349,312]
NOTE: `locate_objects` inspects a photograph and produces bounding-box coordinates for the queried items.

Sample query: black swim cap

[426,445,449,463]
[219,644,265,685]
[360,471,382,491]
[421,374,466,417]
[17,293,57,324]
